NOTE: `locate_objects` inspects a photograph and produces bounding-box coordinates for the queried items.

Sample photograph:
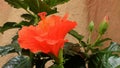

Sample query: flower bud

[88,21,94,32]
[99,16,109,35]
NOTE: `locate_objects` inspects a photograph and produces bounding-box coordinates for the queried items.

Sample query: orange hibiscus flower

[18,12,76,57]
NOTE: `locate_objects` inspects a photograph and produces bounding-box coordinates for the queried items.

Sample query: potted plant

[0,0,120,68]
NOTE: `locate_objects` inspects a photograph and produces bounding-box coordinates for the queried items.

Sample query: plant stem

[25,9,34,16]
[55,49,64,68]
[34,15,39,25]
[92,34,102,47]
[88,32,92,45]
[82,32,92,58]
[30,52,34,68]
[36,0,40,8]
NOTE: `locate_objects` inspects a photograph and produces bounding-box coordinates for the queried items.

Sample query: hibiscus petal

[18,13,77,57]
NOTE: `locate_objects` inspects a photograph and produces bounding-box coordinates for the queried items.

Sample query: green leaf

[24,0,57,14]
[0,45,14,56]
[116,65,120,68]
[16,21,33,27]
[80,41,87,47]
[0,22,18,33]
[21,14,34,20]
[69,30,84,41]
[88,53,111,68]
[43,0,69,7]
[89,42,120,68]
[88,21,94,32]
[5,0,28,9]
[94,38,111,46]
[108,56,120,68]
[104,42,120,52]
[0,35,21,56]
[11,35,22,54]
[5,0,57,15]
[0,21,35,33]
[2,56,32,68]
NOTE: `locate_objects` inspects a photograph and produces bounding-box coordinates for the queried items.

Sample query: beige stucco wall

[57,0,88,42]
[0,0,88,67]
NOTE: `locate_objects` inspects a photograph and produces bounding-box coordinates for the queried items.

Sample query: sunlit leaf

[0,35,21,56]
[0,45,14,56]
[89,42,120,68]
[108,56,120,68]
[88,53,111,68]
[11,35,22,54]
[2,56,32,68]
[104,42,120,52]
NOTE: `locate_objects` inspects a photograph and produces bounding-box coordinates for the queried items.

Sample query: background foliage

[0,0,120,68]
